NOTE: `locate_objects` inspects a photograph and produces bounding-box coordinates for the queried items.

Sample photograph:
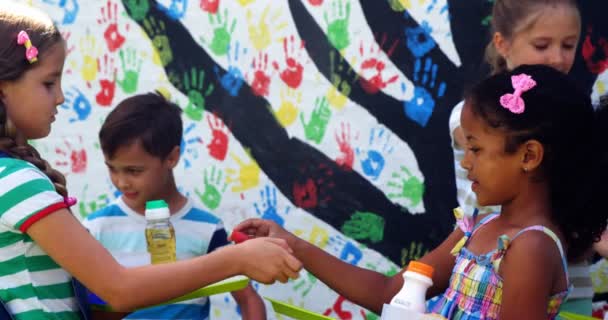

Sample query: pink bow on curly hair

[17,31,38,64]
[499,73,537,114]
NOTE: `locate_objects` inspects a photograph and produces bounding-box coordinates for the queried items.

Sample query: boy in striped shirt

[83,92,265,320]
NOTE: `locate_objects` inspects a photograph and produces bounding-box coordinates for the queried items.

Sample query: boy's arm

[230,284,266,320]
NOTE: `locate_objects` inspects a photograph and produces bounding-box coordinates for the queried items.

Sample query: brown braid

[0,105,67,197]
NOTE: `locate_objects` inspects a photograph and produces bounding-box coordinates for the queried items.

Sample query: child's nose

[460,152,472,171]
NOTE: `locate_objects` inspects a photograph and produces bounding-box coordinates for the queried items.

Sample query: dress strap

[471,212,500,237]
[511,226,569,285]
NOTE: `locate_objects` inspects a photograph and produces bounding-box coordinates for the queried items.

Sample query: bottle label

[146,228,176,264]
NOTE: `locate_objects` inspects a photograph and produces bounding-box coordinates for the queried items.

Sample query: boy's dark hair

[100,92,183,160]
[466,64,606,261]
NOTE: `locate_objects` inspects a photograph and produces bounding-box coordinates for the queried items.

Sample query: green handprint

[387,166,425,207]
[400,242,428,267]
[118,48,143,94]
[78,185,111,219]
[143,17,173,67]
[387,0,406,12]
[299,96,332,144]
[323,0,351,50]
[341,211,385,243]
[203,9,237,56]
[365,312,380,320]
[293,271,318,297]
[195,166,228,210]
[182,68,214,121]
[123,0,150,21]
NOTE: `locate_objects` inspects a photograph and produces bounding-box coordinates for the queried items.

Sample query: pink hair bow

[17,31,38,64]
[499,73,537,114]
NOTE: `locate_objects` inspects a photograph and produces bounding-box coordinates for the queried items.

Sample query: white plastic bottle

[381,261,434,320]
[145,200,176,264]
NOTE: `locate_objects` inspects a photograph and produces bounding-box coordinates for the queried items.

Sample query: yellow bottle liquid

[145,200,176,264]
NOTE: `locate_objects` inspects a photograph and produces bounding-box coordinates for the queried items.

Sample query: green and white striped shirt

[0,158,79,320]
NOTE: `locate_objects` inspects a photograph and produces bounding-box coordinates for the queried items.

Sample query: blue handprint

[43,0,79,25]
[254,185,290,227]
[402,57,447,127]
[356,127,394,181]
[60,87,92,123]
[180,123,202,168]
[214,41,247,97]
[404,20,435,58]
[157,0,187,20]
[328,235,362,265]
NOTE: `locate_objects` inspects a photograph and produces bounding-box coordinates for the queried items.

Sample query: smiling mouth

[123,192,138,199]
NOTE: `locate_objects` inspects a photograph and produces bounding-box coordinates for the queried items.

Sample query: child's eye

[468,147,480,154]
[43,81,55,88]
[128,169,143,175]
[534,45,549,51]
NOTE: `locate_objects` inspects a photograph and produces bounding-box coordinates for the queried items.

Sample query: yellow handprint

[246,5,287,51]
[78,34,102,83]
[226,150,261,193]
[236,0,255,6]
[326,81,348,110]
[274,87,301,127]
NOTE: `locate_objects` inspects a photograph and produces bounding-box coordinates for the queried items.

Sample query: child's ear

[493,32,511,60]
[164,145,181,169]
[521,140,544,172]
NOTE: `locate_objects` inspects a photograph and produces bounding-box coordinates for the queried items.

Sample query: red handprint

[272,35,306,89]
[308,0,323,5]
[358,35,399,94]
[582,27,608,74]
[293,178,318,209]
[249,52,272,97]
[55,137,87,174]
[200,0,220,13]
[206,113,229,161]
[97,0,127,52]
[335,122,356,170]
[293,163,334,209]
[323,296,353,320]
[95,54,117,107]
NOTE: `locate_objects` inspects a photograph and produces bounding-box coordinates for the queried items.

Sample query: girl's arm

[26,210,302,312]
[499,232,564,320]
[234,218,463,314]
[231,284,266,320]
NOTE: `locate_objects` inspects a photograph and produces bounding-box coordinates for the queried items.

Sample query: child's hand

[232,218,297,247]
[236,237,302,284]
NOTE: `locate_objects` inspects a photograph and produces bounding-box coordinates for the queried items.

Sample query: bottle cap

[230,230,251,244]
[145,200,170,220]
[407,261,434,279]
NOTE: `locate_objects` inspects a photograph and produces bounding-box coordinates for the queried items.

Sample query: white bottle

[381,261,434,320]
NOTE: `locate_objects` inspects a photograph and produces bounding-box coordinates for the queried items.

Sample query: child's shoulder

[0,157,44,176]
[180,200,222,225]
[84,201,126,223]
[508,226,565,259]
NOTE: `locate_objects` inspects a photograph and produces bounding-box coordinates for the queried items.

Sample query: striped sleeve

[0,160,65,232]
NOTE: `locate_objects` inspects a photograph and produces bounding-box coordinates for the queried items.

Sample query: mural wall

[26,0,608,318]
